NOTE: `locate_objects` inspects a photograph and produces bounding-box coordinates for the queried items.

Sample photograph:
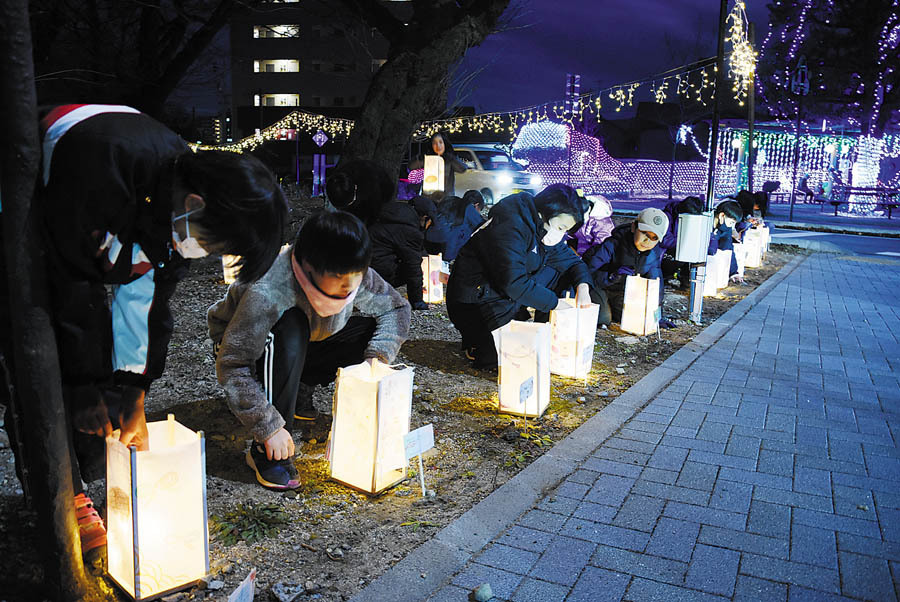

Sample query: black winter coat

[447,192,591,322]
[583,223,663,290]
[368,202,425,305]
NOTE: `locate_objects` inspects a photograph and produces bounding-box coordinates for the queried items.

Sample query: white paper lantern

[328,359,414,494]
[222,254,240,285]
[420,253,444,303]
[759,226,771,253]
[422,155,445,193]
[702,254,720,296]
[675,212,716,263]
[620,275,660,336]
[715,249,732,289]
[550,297,599,379]
[743,230,763,268]
[492,321,551,418]
[733,243,746,278]
[106,415,209,601]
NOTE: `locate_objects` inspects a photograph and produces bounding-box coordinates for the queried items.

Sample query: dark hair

[463,189,485,212]
[425,131,455,156]
[293,210,372,274]
[176,150,287,283]
[325,159,395,225]
[715,200,743,222]
[438,195,470,227]
[534,184,589,232]
[753,191,769,218]
[734,190,757,219]
[676,196,703,216]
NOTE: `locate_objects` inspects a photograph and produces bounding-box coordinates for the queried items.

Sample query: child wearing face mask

[445,184,594,370]
[709,200,744,283]
[582,208,670,328]
[207,211,411,490]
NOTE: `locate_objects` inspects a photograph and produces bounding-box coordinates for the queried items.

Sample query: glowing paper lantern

[715,249,732,289]
[106,415,208,601]
[492,321,551,418]
[222,254,240,285]
[422,155,445,193]
[743,231,763,268]
[675,213,716,263]
[621,275,660,336]
[733,243,746,278]
[550,297,600,378]
[421,254,444,303]
[328,359,414,494]
[703,254,721,296]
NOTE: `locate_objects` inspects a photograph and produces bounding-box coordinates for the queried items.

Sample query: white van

[452,144,542,204]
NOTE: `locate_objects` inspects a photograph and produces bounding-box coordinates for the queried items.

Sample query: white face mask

[172,208,209,259]
[541,223,567,247]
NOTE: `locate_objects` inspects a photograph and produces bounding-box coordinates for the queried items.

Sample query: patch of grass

[210,501,289,546]
[441,394,499,416]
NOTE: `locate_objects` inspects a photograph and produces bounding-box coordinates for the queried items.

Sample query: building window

[254,59,300,73]
[253,25,300,38]
[372,59,387,73]
[255,93,300,106]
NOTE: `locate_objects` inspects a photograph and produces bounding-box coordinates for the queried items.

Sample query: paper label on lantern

[228,569,256,602]
[654,308,662,322]
[519,377,534,406]
[404,424,435,460]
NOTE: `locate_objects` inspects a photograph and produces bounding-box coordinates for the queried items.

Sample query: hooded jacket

[368,201,426,305]
[208,246,411,442]
[583,222,663,289]
[430,203,484,261]
[446,192,591,321]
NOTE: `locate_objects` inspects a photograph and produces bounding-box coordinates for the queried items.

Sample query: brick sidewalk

[427,254,900,601]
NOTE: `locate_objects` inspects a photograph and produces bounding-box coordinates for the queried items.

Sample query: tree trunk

[339,0,511,181]
[0,1,106,599]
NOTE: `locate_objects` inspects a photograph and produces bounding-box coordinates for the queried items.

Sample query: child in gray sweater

[208,211,411,490]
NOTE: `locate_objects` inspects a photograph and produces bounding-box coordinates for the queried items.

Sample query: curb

[350,253,811,602]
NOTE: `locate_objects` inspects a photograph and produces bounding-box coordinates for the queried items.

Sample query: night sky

[453,0,771,114]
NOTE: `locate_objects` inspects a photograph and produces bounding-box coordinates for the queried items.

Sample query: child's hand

[575,283,592,308]
[264,428,295,461]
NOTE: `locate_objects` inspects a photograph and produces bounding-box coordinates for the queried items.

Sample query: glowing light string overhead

[726,0,757,106]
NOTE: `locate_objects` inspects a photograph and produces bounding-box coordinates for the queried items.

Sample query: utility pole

[747,22,756,192]
[705,0,729,210]
[788,56,810,221]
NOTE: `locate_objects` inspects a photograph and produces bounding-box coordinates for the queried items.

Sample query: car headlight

[496,173,513,186]
[529,174,543,187]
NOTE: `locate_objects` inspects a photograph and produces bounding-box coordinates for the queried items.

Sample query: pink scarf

[291,254,358,317]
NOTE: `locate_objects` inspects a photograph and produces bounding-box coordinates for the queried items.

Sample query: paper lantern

[620,275,660,336]
[550,297,599,378]
[759,226,771,254]
[328,359,414,494]
[715,249,732,289]
[492,321,551,418]
[675,212,716,263]
[702,254,720,296]
[420,253,444,303]
[222,254,240,285]
[743,230,763,268]
[422,155,445,193]
[106,415,208,601]
[733,243,746,279]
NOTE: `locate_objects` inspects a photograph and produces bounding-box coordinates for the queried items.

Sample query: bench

[829,186,900,218]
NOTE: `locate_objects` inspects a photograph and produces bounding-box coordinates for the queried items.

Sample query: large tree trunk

[339,0,511,180]
[0,2,109,599]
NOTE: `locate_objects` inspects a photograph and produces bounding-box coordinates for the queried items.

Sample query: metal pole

[746,22,756,192]
[705,0,730,211]
[789,94,802,221]
[0,0,93,599]
[668,132,677,199]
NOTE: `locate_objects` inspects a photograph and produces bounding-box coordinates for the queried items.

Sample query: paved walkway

[356,253,900,601]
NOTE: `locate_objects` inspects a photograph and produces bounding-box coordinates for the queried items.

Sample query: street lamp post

[788,56,810,222]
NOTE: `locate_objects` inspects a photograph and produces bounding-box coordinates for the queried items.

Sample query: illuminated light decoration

[848,136,884,215]
[406,168,424,184]
[549,297,600,379]
[726,0,758,106]
[492,321,551,418]
[620,276,660,337]
[106,415,208,601]
[422,155,445,193]
[328,359,414,495]
[312,128,328,147]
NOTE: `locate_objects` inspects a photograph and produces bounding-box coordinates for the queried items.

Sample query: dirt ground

[0,196,798,602]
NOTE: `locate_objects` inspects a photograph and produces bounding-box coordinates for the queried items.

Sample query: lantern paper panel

[421,254,444,303]
[107,415,208,601]
[743,231,763,268]
[222,254,240,285]
[758,226,770,253]
[422,155,445,193]
[328,360,414,494]
[733,243,746,278]
[550,298,600,379]
[492,321,551,418]
[703,253,721,296]
[714,249,733,289]
[675,212,716,263]
[620,275,660,336]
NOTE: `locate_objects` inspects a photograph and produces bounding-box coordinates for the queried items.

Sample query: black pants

[661,254,690,289]
[255,308,376,432]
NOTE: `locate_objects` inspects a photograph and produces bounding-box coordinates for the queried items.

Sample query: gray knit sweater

[208,246,411,442]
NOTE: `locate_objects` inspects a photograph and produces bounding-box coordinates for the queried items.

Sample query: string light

[726,0,757,106]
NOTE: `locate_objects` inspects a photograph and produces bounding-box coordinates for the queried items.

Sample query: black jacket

[38,105,190,391]
[368,201,425,305]
[447,192,591,319]
[583,222,663,290]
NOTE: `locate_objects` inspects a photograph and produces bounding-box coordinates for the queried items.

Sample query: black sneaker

[293,406,318,421]
[245,445,301,490]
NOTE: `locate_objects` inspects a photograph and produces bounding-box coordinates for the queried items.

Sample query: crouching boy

[208,211,411,490]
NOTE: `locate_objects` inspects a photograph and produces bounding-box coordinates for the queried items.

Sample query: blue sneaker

[245,445,301,490]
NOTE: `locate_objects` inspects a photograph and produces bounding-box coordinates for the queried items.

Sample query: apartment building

[230,0,410,139]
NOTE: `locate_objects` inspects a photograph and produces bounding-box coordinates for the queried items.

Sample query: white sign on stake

[228,569,256,602]
[404,424,435,497]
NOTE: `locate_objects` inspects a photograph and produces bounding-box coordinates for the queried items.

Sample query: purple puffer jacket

[571,216,614,255]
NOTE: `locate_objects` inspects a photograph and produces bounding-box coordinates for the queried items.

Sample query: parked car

[452,144,542,205]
